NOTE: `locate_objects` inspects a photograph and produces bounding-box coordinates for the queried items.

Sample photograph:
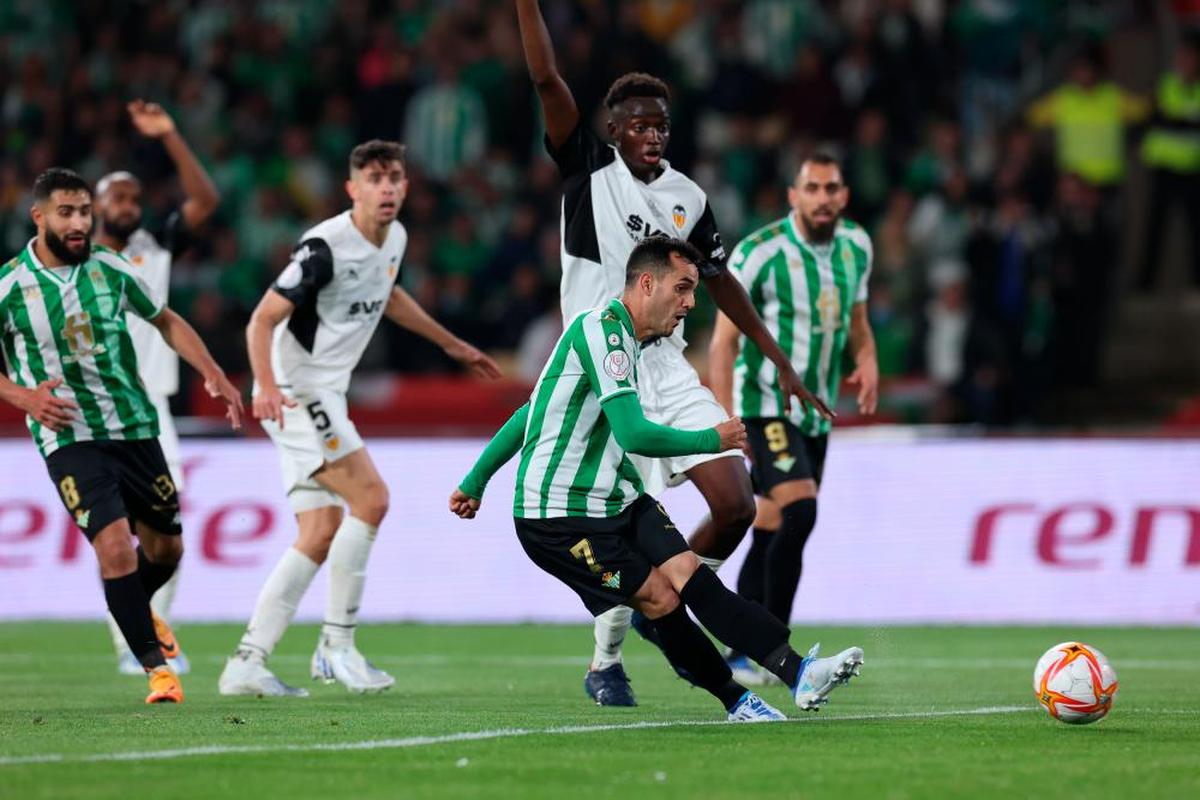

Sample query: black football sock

[763,498,817,624]
[736,527,773,606]
[103,572,165,669]
[649,604,747,711]
[136,546,178,600]
[679,566,790,667]
[763,642,806,689]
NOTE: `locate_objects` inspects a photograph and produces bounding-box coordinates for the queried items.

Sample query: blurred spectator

[1137,34,1200,292]
[403,58,487,183]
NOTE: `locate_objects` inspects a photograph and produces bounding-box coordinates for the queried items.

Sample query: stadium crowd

[1,0,1193,425]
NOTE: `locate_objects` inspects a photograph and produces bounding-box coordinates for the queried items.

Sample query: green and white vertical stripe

[0,242,161,457]
[730,215,872,436]
[514,299,645,519]
[402,84,487,182]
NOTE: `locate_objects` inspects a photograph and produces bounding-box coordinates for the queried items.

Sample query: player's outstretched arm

[705,271,834,420]
[245,290,298,427]
[0,374,77,432]
[846,302,879,415]
[451,402,531,519]
[602,392,743,456]
[516,0,579,148]
[127,99,220,229]
[707,311,740,416]
[151,308,243,429]
[384,286,502,379]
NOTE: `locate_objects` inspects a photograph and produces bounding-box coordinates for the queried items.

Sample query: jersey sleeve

[155,209,195,258]
[854,234,873,303]
[544,121,614,180]
[573,312,636,403]
[726,236,760,289]
[95,248,162,320]
[686,202,728,278]
[272,238,334,307]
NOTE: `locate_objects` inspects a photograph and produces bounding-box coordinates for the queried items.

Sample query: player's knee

[711,489,756,534]
[354,482,389,526]
[634,570,681,619]
[93,536,137,575]
[658,550,701,592]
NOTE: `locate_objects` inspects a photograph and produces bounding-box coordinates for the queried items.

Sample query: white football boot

[727,691,788,722]
[792,642,864,711]
[311,639,395,693]
[219,652,309,697]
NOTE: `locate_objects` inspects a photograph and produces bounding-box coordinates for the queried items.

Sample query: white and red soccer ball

[1033,641,1119,725]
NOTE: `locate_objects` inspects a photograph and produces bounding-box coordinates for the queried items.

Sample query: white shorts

[634,340,741,496]
[150,393,184,491]
[261,388,364,513]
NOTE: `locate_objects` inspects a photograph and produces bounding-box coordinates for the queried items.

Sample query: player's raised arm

[384,285,502,379]
[150,308,243,429]
[126,100,220,229]
[516,0,579,148]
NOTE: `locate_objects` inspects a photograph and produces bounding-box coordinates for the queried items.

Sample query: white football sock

[698,556,725,572]
[322,516,377,649]
[591,605,632,670]
[237,547,320,663]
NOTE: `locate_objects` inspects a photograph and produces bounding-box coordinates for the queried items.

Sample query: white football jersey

[121,213,191,396]
[547,123,727,346]
[270,211,406,393]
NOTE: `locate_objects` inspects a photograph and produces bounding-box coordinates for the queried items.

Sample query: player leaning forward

[219,141,500,696]
[0,168,242,704]
[450,238,864,720]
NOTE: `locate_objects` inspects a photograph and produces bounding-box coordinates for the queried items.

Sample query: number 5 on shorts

[306,400,331,431]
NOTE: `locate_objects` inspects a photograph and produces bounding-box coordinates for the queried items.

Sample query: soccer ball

[1032,641,1119,725]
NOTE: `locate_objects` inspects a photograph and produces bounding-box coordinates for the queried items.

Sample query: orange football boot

[146,665,184,704]
[152,612,180,660]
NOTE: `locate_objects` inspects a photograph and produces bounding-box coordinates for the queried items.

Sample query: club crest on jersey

[672,204,687,230]
[816,287,841,332]
[324,434,340,450]
[601,571,621,589]
[74,508,90,528]
[603,350,630,381]
[131,255,144,266]
[773,454,797,472]
[61,311,107,364]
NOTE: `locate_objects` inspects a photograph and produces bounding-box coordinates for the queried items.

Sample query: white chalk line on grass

[0,705,1030,767]
[0,653,1193,670]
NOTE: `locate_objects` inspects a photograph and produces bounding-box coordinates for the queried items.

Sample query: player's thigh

[754,496,782,530]
[514,513,653,617]
[313,447,387,514]
[627,566,681,618]
[263,392,344,513]
[638,344,744,489]
[746,418,824,498]
[44,441,129,544]
[112,439,183,541]
[629,495,692,569]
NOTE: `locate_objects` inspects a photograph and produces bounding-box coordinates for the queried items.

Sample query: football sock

[763,498,817,624]
[237,547,320,662]
[696,555,725,572]
[150,569,180,619]
[103,571,164,669]
[323,516,377,649]
[650,604,746,711]
[764,642,806,688]
[591,605,631,670]
[736,527,773,606]
[136,546,178,600]
[679,565,790,664]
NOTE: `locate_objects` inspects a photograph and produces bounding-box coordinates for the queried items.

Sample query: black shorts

[514,494,690,616]
[745,417,829,496]
[44,439,181,541]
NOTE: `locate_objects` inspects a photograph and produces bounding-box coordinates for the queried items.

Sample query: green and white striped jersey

[0,240,162,457]
[514,298,645,519]
[731,215,872,436]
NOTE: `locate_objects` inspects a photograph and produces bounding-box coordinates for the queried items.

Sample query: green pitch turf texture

[1,623,1196,799]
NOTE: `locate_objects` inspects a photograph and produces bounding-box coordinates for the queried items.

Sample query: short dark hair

[800,152,842,172]
[604,72,670,111]
[349,140,406,173]
[33,168,91,202]
[624,237,703,287]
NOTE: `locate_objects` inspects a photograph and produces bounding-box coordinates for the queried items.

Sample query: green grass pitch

[1,623,1197,799]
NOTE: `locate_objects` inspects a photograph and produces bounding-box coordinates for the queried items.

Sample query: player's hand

[205,372,245,430]
[127,100,176,138]
[846,358,879,415]
[715,417,747,452]
[252,385,296,428]
[449,488,481,519]
[444,339,503,380]
[21,378,77,432]
[778,363,835,420]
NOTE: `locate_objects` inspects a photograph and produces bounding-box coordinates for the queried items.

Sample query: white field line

[0,705,1031,767]
[0,654,1192,670]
